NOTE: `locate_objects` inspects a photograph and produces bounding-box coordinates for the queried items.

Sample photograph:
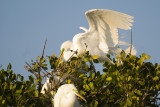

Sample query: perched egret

[115,45,137,65]
[61,9,134,64]
[60,40,76,61]
[41,76,64,95]
[124,45,137,56]
[41,78,52,95]
[54,84,86,107]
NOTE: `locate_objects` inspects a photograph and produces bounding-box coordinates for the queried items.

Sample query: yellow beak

[75,92,87,102]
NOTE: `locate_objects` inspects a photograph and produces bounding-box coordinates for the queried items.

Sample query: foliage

[0,63,49,106]
[1,51,160,107]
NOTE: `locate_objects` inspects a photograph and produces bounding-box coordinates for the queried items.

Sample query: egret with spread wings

[61,9,134,64]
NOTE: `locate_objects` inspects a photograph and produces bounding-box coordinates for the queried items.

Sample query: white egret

[41,78,52,95]
[124,45,137,55]
[61,9,134,64]
[60,40,76,61]
[41,76,64,95]
[54,84,86,107]
[108,40,137,55]
[115,45,137,65]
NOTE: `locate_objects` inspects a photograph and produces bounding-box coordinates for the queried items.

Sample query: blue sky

[1,0,160,79]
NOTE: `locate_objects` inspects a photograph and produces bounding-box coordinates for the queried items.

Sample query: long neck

[61,92,78,107]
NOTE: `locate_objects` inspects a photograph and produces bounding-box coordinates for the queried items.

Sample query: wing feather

[85,9,134,53]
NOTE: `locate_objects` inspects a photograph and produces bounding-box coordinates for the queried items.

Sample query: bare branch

[130,29,132,54]
[42,38,47,59]
[24,62,38,77]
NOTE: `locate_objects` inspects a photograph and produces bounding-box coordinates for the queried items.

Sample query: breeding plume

[54,84,86,107]
[61,9,134,64]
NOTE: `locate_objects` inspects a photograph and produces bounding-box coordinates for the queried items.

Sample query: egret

[60,40,76,61]
[115,45,137,65]
[61,9,134,64]
[54,84,86,107]
[41,76,64,95]
[124,45,137,56]
[41,78,52,95]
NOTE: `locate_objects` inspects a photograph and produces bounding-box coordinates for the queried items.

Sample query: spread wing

[85,9,134,53]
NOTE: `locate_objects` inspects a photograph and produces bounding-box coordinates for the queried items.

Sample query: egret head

[54,84,86,107]
[63,84,86,102]
[60,40,73,52]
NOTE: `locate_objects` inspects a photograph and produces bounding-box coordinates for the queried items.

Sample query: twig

[57,49,64,66]
[24,62,38,77]
[38,39,47,97]
[37,66,41,97]
[42,38,47,59]
[130,29,132,54]
[150,92,160,102]
[40,70,54,77]
[56,50,78,72]
[89,60,96,79]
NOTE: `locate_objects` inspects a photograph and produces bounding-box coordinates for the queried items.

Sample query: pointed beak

[75,92,87,102]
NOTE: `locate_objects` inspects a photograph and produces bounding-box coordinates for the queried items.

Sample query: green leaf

[7,63,12,70]
[103,68,108,72]
[92,55,99,59]
[41,64,47,67]
[96,71,100,77]
[2,99,5,104]
[126,98,132,106]
[102,73,107,79]
[106,77,112,81]
[89,82,94,90]
[16,89,22,94]
[153,76,159,81]
[67,79,71,84]
[29,75,34,83]
[93,59,99,63]
[132,96,137,99]
[138,81,145,86]
[136,90,142,96]
[91,73,95,79]
[71,57,77,61]
[37,56,41,61]
[18,74,24,81]
[79,74,87,78]
[84,84,90,91]
[80,90,86,96]
[128,76,131,81]
[142,53,151,60]
[94,100,98,106]
[84,57,89,62]
[156,85,159,90]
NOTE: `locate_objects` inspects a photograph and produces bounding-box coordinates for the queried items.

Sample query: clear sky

[1,0,160,79]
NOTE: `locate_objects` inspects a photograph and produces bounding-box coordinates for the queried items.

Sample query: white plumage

[54,84,86,107]
[61,9,134,64]
[60,40,76,61]
[124,45,137,56]
[41,76,63,95]
[41,78,52,95]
